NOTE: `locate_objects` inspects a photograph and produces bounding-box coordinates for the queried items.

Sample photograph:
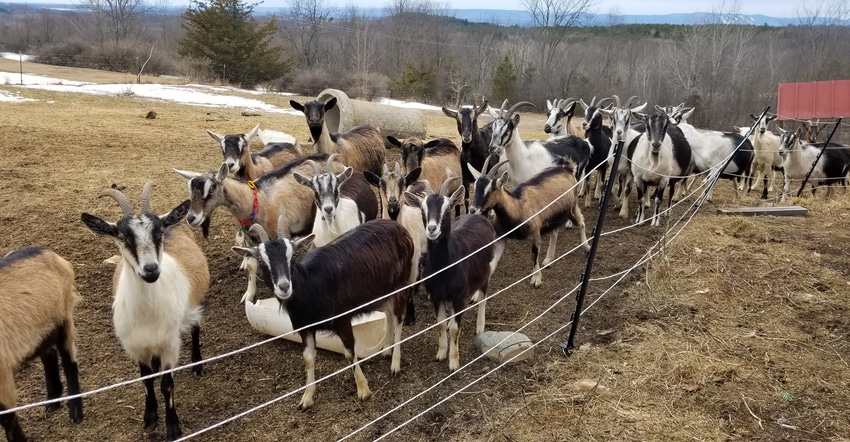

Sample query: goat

[209,123,302,182]
[0,247,82,442]
[662,106,753,201]
[232,219,414,409]
[777,127,850,203]
[173,153,345,303]
[469,155,590,288]
[404,177,495,371]
[598,95,647,218]
[364,164,428,326]
[388,136,462,214]
[293,154,378,248]
[801,119,823,143]
[578,97,614,207]
[488,100,592,186]
[544,98,583,138]
[441,101,494,212]
[734,114,782,199]
[630,112,692,226]
[289,98,385,176]
[81,182,209,441]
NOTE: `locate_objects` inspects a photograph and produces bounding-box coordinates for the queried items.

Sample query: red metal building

[777,80,850,120]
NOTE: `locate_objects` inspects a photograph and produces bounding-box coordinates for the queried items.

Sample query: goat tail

[554,155,578,176]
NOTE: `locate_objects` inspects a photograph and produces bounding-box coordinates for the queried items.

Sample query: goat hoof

[435,352,447,362]
[192,364,204,376]
[68,400,84,424]
[358,389,373,401]
[298,399,313,411]
[143,411,158,431]
[530,277,543,288]
[44,402,61,415]
[165,423,182,441]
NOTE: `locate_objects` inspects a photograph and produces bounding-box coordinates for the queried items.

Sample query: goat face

[82,188,189,283]
[173,164,229,227]
[364,164,421,221]
[644,112,672,153]
[208,124,259,174]
[290,98,337,141]
[489,114,520,156]
[778,128,802,159]
[295,167,354,223]
[468,156,509,215]
[442,103,487,144]
[544,106,566,134]
[234,234,313,301]
[582,106,603,132]
[407,179,464,241]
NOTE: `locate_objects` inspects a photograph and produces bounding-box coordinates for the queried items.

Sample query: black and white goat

[232,219,414,409]
[364,164,429,325]
[777,127,850,203]
[578,97,614,206]
[735,114,782,199]
[544,98,582,138]
[661,106,754,201]
[290,98,385,176]
[630,112,692,226]
[293,154,378,248]
[173,154,345,303]
[441,101,494,211]
[1,247,83,442]
[469,156,590,287]
[209,123,302,181]
[598,95,647,218]
[405,177,495,371]
[81,183,209,441]
[488,100,592,186]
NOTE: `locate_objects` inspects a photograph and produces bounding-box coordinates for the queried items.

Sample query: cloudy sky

[3,0,801,17]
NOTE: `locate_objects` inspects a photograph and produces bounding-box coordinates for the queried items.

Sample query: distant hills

[0,2,804,27]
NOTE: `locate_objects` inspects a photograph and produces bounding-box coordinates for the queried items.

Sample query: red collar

[238,181,259,233]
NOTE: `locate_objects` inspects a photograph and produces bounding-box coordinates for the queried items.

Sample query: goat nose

[143,263,159,274]
[323,206,333,215]
[427,224,437,233]
[616,129,623,135]
[544,124,551,132]
[388,196,398,204]
[276,281,291,295]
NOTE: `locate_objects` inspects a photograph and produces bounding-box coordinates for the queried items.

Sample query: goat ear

[449,183,465,208]
[216,163,229,183]
[749,113,758,121]
[733,126,742,133]
[207,130,224,143]
[488,107,499,119]
[403,191,422,208]
[363,171,380,187]
[441,107,458,119]
[386,136,402,148]
[579,99,588,112]
[467,163,482,180]
[546,99,553,111]
[293,234,315,252]
[654,105,664,113]
[293,172,312,188]
[173,168,201,181]
[289,100,304,113]
[337,167,354,183]
[631,102,648,113]
[633,112,648,122]
[423,139,441,149]
[405,167,422,184]
[767,115,777,122]
[324,97,337,111]
[161,200,190,228]
[512,114,521,126]
[81,213,119,238]
[497,170,510,188]
[231,246,256,258]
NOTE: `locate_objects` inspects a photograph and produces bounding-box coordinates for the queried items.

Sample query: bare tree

[282,0,334,69]
[77,0,160,44]
[520,0,596,70]
[794,0,850,79]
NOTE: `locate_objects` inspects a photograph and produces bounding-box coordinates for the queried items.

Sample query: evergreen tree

[179,0,292,88]
[492,55,517,104]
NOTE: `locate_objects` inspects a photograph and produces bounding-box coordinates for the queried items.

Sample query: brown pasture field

[1,62,849,442]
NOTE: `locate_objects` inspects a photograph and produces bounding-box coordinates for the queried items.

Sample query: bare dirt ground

[1,65,848,442]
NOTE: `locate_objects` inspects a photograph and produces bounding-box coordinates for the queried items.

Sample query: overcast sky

[5,0,801,17]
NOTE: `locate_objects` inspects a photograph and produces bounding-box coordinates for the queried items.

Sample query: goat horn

[596,97,614,108]
[612,95,621,108]
[480,154,495,176]
[499,99,509,117]
[140,181,156,214]
[588,96,597,108]
[393,162,401,175]
[487,160,510,178]
[304,159,322,177]
[506,101,538,118]
[277,214,287,240]
[625,96,639,108]
[326,153,340,174]
[439,176,462,196]
[99,188,135,217]
[249,223,269,244]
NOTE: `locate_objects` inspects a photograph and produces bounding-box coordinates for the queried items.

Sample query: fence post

[796,117,843,198]
[562,138,623,356]
[19,51,23,85]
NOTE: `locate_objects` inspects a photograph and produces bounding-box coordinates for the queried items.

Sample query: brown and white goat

[208,123,302,181]
[81,182,209,441]
[405,177,495,371]
[469,156,590,287]
[388,136,462,212]
[233,219,413,409]
[290,98,385,176]
[1,247,83,442]
[173,154,347,303]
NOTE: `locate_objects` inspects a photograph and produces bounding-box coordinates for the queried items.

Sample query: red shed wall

[777,80,850,120]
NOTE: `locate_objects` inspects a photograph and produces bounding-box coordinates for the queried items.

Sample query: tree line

[0,0,848,130]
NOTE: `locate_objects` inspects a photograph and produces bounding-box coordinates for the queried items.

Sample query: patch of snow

[0,90,36,103]
[0,52,34,62]
[377,97,443,111]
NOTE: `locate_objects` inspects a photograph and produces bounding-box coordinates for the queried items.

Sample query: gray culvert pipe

[317,89,427,143]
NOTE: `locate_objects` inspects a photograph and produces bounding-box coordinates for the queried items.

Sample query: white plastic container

[244,298,388,358]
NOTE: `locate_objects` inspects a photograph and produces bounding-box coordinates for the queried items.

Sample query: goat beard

[308,124,323,142]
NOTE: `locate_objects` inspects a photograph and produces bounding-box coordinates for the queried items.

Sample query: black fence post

[797,117,843,198]
[562,138,623,356]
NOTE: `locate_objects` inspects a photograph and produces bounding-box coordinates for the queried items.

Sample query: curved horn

[140,181,156,214]
[612,95,621,108]
[480,154,495,176]
[487,160,510,178]
[326,153,340,174]
[439,176,462,196]
[249,223,269,243]
[596,97,614,109]
[625,95,639,108]
[277,214,287,239]
[499,99,509,117]
[304,159,322,177]
[506,101,538,118]
[99,188,135,217]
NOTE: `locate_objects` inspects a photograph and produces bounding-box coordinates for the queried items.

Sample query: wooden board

[716,206,808,216]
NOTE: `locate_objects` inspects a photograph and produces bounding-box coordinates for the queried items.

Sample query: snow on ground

[0,52,34,62]
[0,64,441,114]
[0,89,36,103]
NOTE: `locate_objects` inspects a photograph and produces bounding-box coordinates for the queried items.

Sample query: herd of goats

[3,93,850,441]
